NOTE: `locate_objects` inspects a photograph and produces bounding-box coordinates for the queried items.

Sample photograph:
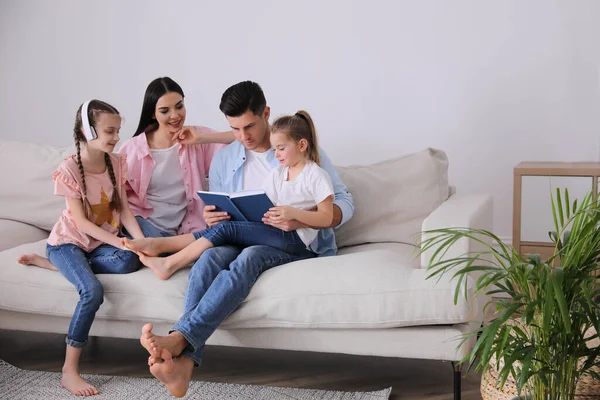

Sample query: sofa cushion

[0,240,478,330]
[334,148,449,248]
[0,219,49,252]
[0,141,71,231]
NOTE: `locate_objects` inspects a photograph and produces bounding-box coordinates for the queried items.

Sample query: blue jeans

[172,244,316,365]
[192,221,312,256]
[134,216,174,239]
[47,243,141,348]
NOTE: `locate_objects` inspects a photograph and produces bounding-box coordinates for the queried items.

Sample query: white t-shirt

[263,161,334,248]
[242,149,272,190]
[146,144,187,235]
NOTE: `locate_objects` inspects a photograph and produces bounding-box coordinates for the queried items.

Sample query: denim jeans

[47,243,141,348]
[172,244,316,365]
[133,216,174,239]
[192,221,312,257]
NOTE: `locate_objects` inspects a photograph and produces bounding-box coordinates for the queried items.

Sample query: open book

[197,189,275,223]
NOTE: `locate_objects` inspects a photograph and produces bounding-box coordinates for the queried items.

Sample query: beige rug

[0,360,392,399]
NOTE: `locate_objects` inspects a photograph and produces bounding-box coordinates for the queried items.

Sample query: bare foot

[140,323,161,358]
[18,254,58,271]
[122,237,161,257]
[150,349,194,398]
[138,253,174,280]
[139,323,188,359]
[61,370,99,396]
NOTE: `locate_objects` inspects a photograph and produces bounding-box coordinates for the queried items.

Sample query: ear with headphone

[81,100,98,140]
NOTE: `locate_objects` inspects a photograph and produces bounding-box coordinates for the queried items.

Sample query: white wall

[1,0,599,240]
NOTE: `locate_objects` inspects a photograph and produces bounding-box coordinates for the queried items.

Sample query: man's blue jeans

[47,243,141,348]
[192,221,312,256]
[172,244,316,365]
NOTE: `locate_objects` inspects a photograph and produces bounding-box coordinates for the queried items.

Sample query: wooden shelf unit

[513,162,600,258]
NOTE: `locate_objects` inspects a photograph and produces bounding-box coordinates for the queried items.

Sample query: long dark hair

[133,77,185,136]
[73,100,122,220]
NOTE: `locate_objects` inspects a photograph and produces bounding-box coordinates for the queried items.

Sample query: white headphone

[81,100,98,140]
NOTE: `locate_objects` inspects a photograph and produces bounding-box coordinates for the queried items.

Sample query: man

[141,81,354,397]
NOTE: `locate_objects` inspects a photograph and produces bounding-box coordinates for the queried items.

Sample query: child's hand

[266,206,297,223]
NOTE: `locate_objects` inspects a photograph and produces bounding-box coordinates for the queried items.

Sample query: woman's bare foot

[138,253,174,280]
[139,323,187,359]
[61,370,99,396]
[122,237,161,257]
[150,349,194,398]
[17,254,58,271]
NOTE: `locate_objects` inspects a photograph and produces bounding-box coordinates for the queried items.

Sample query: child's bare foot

[139,323,188,358]
[17,254,58,271]
[150,349,194,398]
[122,237,161,257]
[61,370,99,396]
[138,253,174,280]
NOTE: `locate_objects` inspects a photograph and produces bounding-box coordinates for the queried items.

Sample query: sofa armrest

[420,193,493,269]
[0,219,49,252]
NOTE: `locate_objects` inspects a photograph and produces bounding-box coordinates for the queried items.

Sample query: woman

[120,77,232,238]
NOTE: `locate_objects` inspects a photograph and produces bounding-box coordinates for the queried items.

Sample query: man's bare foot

[139,323,188,358]
[17,254,58,271]
[61,370,99,396]
[122,237,161,257]
[140,323,161,358]
[138,254,174,280]
[150,349,194,398]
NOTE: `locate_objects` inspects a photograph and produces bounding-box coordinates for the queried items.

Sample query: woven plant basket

[481,330,600,400]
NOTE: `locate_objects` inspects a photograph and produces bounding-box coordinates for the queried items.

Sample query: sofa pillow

[0,140,71,231]
[334,148,449,248]
[0,219,49,252]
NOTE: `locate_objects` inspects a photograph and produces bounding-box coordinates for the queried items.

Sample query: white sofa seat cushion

[0,241,478,330]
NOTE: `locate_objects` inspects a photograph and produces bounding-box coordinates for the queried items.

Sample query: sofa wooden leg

[451,361,462,400]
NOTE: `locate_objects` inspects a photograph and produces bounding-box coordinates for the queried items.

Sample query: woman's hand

[172,126,203,145]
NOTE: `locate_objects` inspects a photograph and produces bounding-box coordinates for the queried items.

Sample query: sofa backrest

[334,148,449,249]
[0,140,71,231]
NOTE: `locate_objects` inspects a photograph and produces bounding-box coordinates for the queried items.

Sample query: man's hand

[203,205,230,227]
[172,126,203,145]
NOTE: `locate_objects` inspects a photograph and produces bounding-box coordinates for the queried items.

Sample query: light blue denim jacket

[208,140,354,256]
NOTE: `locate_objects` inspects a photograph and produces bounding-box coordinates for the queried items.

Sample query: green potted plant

[420,188,600,400]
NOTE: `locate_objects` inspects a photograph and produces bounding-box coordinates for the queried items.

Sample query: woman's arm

[174,127,234,145]
[119,184,144,239]
[67,197,124,249]
[268,196,334,229]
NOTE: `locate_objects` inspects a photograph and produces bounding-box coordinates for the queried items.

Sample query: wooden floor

[0,329,482,399]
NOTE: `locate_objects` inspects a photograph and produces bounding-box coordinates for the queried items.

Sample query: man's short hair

[219,81,267,117]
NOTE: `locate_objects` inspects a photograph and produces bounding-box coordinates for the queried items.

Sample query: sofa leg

[451,361,461,400]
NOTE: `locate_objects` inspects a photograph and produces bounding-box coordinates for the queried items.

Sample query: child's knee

[81,283,104,308]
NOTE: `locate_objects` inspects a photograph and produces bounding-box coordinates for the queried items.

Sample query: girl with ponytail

[19,100,145,396]
[122,110,335,281]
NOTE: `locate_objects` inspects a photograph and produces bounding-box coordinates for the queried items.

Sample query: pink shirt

[118,128,225,235]
[48,154,128,252]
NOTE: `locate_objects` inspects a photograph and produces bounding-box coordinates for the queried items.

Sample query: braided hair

[73,100,121,220]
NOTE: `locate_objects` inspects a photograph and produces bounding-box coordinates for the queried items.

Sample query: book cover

[197,190,274,223]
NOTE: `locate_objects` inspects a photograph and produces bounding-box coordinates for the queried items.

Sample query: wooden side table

[513,162,600,259]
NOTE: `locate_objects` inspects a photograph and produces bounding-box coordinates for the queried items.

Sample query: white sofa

[0,140,492,399]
